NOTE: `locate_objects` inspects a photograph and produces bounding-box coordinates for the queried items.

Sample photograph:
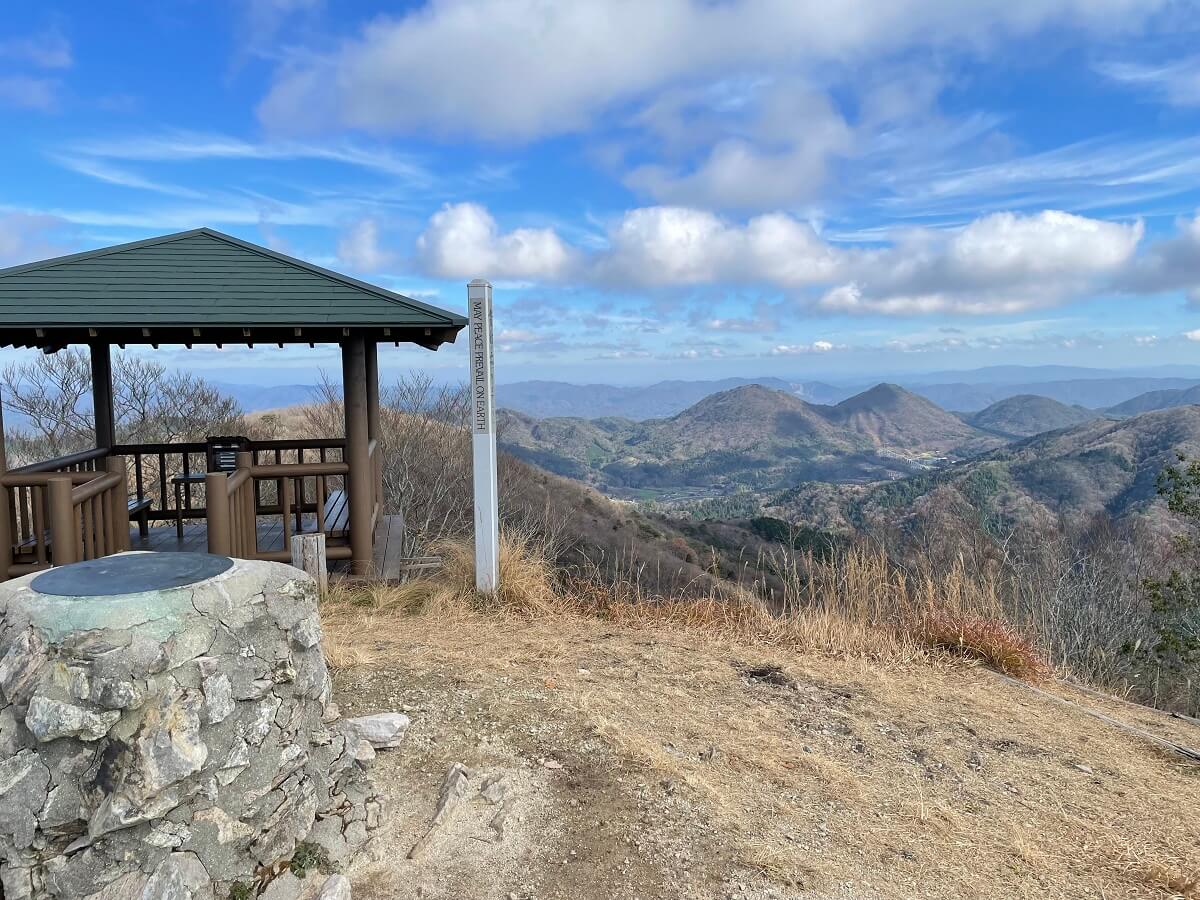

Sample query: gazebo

[0,227,466,580]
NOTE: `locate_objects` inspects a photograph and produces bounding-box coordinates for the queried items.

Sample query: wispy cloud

[66,131,436,186]
[1096,56,1200,107]
[872,134,1200,219]
[0,75,61,112]
[0,27,72,69]
[49,155,207,199]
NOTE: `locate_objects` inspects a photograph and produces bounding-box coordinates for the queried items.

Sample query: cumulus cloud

[259,0,1166,141]
[336,218,395,272]
[770,341,839,355]
[595,206,837,287]
[415,203,1150,315]
[1120,214,1200,304]
[1185,330,1200,342]
[819,211,1143,315]
[416,202,574,280]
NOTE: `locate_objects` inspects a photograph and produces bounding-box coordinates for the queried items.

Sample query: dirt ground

[328,613,1200,900]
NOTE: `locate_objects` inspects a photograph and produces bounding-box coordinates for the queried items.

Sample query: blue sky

[3,0,1200,386]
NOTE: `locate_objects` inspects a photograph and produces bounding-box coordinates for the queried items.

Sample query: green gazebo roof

[0,227,466,351]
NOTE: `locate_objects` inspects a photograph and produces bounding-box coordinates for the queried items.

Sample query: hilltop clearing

[322,547,1199,900]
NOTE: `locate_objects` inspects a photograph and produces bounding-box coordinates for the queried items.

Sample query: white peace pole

[469,279,500,594]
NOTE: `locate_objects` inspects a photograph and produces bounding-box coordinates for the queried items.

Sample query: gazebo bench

[128,496,152,539]
[322,490,349,539]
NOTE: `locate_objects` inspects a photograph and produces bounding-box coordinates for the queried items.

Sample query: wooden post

[342,335,373,576]
[0,386,10,580]
[90,342,116,450]
[107,455,132,552]
[206,471,231,556]
[290,532,328,598]
[365,339,383,512]
[47,475,76,567]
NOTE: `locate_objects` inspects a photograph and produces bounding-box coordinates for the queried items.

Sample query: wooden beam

[342,335,373,577]
[90,342,115,450]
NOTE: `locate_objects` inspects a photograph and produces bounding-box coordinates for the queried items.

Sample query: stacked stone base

[0,555,380,899]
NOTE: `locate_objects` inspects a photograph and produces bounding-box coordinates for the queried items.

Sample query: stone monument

[0,552,381,899]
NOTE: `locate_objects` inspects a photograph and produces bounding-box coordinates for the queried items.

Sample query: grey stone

[83,870,150,899]
[39,780,84,830]
[0,630,46,705]
[25,695,120,742]
[259,870,305,900]
[131,688,208,793]
[316,873,352,900]
[0,749,51,848]
[0,704,33,757]
[200,672,234,724]
[290,614,322,649]
[141,852,212,900]
[344,713,410,749]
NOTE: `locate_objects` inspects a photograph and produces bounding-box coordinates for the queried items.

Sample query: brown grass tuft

[918,611,1050,680]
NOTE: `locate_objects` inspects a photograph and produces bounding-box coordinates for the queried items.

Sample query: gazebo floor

[127,514,408,581]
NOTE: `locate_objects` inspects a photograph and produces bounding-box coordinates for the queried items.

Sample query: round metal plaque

[31,553,234,598]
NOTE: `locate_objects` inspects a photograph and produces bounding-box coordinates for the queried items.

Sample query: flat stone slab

[32,552,233,597]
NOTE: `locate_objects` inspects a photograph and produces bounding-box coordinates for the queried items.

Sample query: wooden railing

[368,438,381,532]
[51,459,132,566]
[0,456,129,576]
[206,450,353,563]
[0,436,379,579]
[112,441,207,523]
[4,448,110,569]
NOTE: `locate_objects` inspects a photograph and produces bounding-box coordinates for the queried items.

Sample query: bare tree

[2,348,244,465]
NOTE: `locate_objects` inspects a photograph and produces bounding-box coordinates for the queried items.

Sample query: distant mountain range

[495,371,1200,418]
[497,377,1200,505]
[773,405,1200,532]
[494,377,847,419]
[498,383,1010,496]
[205,367,1200,420]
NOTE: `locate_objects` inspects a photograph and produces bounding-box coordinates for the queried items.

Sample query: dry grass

[327,532,1050,680]
[322,538,1200,899]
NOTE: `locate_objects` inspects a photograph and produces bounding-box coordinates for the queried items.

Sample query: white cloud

[415,202,574,280]
[625,82,853,209]
[50,155,206,199]
[819,211,1143,315]
[770,340,839,355]
[596,206,837,287]
[67,131,434,185]
[1121,214,1200,304]
[1185,329,1200,342]
[336,218,395,272]
[1133,335,1159,345]
[1096,56,1200,106]
[415,203,1148,316]
[258,0,1167,141]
